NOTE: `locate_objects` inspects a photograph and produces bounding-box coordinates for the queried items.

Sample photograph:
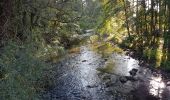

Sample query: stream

[41,36,170,100]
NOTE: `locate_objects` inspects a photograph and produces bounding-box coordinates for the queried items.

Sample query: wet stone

[104,58,108,61]
[82,60,87,62]
[110,76,117,83]
[129,68,138,76]
[102,74,111,80]
[167,81,170,86]
[119,76,128,84]
[86,84,98,88]
[105,81,115,87]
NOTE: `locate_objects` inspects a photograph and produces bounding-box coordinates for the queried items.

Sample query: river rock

[102,74,111,80]
[119,76,128,84]
[129,68,138,76]
[86,84,98,88]
[110,76,117,83]
[82,60,87,62]
[105,81,115,87]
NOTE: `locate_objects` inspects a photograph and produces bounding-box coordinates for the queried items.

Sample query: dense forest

[0,0,170,100]
[98,0,170,68]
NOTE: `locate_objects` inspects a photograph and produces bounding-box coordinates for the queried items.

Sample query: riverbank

[122,46,170,80]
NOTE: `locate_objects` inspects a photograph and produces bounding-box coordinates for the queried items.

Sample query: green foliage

[90,35,100,43]
[98,0,170,69]
[92,42,123,55]
[162,61,170,71]
[97,0,128,43]
[79,0,103,29]
[143,48,156,59]
[0,0,105,99]
[0,41,48,100]
[0,0,101,99]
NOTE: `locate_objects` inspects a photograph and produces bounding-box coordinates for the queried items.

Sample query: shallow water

[41,44,170,100]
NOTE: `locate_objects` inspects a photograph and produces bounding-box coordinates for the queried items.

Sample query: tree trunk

[123,0,131,41]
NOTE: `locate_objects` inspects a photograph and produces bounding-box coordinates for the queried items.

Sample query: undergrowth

[0,41,49,100]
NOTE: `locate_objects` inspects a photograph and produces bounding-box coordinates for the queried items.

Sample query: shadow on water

[41,41,170,100]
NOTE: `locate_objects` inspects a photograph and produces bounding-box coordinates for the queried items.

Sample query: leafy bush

[143,48,157,60]
[0,41,48,100]
[161,61,170,71]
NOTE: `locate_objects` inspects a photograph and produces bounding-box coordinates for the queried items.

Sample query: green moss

[96,60,115,73]
[91,42,124,56]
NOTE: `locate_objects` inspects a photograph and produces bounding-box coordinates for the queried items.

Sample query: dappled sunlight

[1,0,170,99]
[127,58,138,73]
[98,17,127,38]
[155,49,163,67]
[149,75,166,98]
[77,46,101,87]
[90,42,124,57]
[68,47,81,54]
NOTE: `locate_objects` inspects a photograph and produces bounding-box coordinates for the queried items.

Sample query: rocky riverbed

[40,43,170,100]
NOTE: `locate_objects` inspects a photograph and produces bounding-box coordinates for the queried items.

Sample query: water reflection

[111,54,139,76]
[127,58,138,75]
[149,75,166,98]
[78,46,101,87]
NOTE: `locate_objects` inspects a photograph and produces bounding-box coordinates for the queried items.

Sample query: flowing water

[41,37,170,100]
